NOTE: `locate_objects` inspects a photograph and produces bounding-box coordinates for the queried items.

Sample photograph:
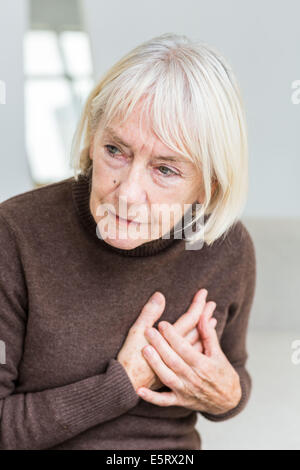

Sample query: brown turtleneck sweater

[0,174,256,450]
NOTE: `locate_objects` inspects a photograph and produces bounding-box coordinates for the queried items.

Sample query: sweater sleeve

[200,223,256,422]
[0,212,140,450]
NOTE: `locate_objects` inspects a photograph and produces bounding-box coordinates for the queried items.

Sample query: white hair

[70,32,249,246]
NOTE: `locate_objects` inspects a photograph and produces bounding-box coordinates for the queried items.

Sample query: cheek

[149,198,183,228]
[92,154,119,191]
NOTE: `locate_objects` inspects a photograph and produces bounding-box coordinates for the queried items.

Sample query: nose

[117,161,147,206]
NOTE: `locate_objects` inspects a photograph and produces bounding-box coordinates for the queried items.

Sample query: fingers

[134,292,166,328]
[137,387,178,407]
[193,340,203,353]
[198,301,217,336]
[144,327,191,377]
[173,289,208,336]
[184,327,199,345]
[186,318,217,354]
[157,321,205,368]
[185,317,217,345]
[197,302,220,356]
[135,289,218,352]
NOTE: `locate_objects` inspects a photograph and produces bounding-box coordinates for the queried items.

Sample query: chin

[97,214,157,249]
[101,233,149,250]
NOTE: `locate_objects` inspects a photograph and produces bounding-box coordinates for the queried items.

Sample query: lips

[110,210,141,224]
[116,214,136,223]
[115,213,130,221]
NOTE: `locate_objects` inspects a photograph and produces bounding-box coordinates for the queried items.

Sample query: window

[24,1,94,185]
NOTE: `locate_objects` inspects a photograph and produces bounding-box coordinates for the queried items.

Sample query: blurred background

[0,0,299,450]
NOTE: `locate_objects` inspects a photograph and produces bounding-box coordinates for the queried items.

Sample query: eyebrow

[103,126,189,164]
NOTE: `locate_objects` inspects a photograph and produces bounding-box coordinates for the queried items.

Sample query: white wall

[243,216,300,331]
[0,0,33,202]
[82,0,300,217]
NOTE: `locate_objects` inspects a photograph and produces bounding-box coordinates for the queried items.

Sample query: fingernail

[151,292,162,304]
[200,289,208,299]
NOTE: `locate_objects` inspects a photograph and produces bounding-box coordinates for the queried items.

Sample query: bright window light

[24,30,64,75]
[24,29,94,184]
[60,31,93,76]
[25,79,76,183]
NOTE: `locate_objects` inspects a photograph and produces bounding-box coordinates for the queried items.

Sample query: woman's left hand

[137,305,242,415]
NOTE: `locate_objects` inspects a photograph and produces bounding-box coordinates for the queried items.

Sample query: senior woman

[0,33,256,450]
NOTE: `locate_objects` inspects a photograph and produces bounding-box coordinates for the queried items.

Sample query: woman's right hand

[117,289,217,392]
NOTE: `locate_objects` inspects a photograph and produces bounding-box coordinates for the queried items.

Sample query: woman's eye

[104,145,178,178]
[157,165,178,177]
[105,144,122,157]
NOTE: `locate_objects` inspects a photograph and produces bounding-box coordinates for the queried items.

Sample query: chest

[17,249,229,391]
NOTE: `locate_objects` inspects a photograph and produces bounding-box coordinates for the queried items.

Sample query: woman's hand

[137,308,242,415]
[117,289,216,392]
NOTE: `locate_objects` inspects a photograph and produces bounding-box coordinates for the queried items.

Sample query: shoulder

[0,176,74,212]
[205,219,256,289]
[223,219,256,289]
[223,219,256,263]
[205,218,256,261]
[0,176,74,231]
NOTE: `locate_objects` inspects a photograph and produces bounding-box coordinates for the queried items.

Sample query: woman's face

[89,100,204,250]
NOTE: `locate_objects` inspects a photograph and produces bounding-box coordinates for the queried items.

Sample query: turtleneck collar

[71,172,202,257]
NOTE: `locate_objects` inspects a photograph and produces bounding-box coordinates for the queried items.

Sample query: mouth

[109,210,141,225]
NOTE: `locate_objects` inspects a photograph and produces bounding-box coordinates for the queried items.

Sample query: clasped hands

[117,289,242,415]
